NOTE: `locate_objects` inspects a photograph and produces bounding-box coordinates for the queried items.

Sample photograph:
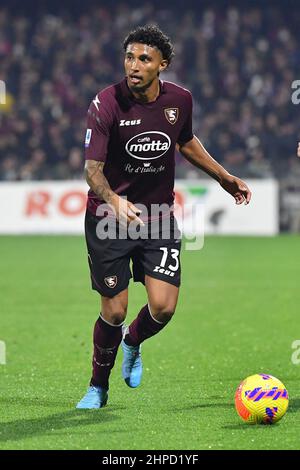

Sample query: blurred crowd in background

[0,1,299,193]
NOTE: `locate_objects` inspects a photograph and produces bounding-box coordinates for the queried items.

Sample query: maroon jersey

[85,78,193,217]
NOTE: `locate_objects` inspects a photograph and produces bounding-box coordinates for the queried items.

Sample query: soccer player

[76,25,251,409]
[298,142,300,157]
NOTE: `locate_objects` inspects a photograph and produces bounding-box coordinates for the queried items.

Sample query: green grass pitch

[0,235,299,450]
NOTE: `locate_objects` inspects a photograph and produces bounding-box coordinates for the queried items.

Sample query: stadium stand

[0,1,300,229]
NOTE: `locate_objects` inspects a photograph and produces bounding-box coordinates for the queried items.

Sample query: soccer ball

[235,374,289,424]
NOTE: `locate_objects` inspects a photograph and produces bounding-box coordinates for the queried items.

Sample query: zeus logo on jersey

[125,131,171,160]
[120,119,141,126]
[85,129,92,148]
[93,95,101,111]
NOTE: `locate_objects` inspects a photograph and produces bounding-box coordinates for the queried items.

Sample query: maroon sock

[90,315,122,390]
[124,304,169,347]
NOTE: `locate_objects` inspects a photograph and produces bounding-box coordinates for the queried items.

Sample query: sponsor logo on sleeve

[85,129,92,148]
[93,95,101,111]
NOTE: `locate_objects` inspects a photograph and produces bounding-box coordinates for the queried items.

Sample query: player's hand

[110,195,145,227]
[297,142,300,157]
[219,174,252,205]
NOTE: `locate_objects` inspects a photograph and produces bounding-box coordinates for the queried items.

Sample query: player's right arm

[84,160,143,226]
[84,160,116,205]
[84,93,143,225]
[297,142,300,157]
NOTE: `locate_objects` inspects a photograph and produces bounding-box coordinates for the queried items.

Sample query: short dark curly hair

[123,25,174,65]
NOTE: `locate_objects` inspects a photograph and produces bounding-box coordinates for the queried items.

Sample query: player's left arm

[297,142,300,157]
[178,135,252,205]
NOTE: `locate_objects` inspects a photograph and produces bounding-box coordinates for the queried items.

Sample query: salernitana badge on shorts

[104,276,118,288]
[164,108,179,124]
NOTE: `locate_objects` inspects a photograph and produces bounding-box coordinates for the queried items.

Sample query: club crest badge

[104,276,118,288]
[164,108,179,125]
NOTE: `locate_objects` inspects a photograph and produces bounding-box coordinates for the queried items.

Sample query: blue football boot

[121,337,143,388]
[76,385,108,409]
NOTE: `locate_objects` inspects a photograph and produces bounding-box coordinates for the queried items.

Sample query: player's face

[124,43,168,92]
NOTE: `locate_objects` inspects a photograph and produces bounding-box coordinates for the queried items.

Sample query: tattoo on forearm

[85,161,115,203]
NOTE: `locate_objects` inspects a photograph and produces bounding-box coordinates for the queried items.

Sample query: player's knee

[101,301,127,325]
[102,310,127,325]
[150,303,175,323]
[101,291,128,325]
[110,311,127,325]
[156,310,175,323]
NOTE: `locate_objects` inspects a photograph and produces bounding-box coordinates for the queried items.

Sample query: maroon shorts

[85,210,182,297]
